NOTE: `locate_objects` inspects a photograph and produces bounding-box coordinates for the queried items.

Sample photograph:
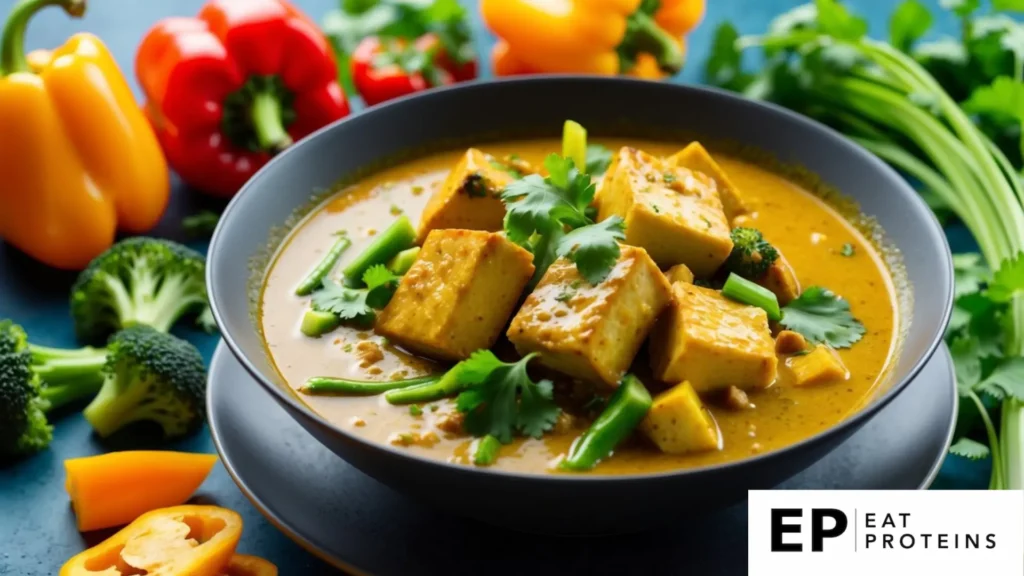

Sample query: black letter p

[811,509,848,552]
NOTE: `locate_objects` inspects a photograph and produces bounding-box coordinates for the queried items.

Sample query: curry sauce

[260,138,898,475]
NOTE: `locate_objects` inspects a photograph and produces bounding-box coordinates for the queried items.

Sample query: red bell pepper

[351,35,456,107]
[135,0,350,197]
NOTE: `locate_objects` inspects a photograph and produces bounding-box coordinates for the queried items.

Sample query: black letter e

[771,508,803,552]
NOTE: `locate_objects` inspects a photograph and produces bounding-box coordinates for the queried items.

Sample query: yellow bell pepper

[0,0,169,271]
[482,0,702,76]
[60,505,243,576]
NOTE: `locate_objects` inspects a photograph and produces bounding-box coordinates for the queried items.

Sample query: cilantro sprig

[309,264,403,326]
[779,286,865,349]
[501,154,625,285]
[454,350,561,444]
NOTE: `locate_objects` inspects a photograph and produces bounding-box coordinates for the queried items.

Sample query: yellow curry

[260,124,897,475]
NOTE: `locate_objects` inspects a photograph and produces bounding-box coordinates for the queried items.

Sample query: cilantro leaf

[705,23,754,91]
[455,351,560,444]
[362,264,401,309]
[779,286,866,348]
[502,175,574,244]
[557,217,626,284]
[976,358,1024,400]
[950,335,983,391]
[542,154,596,216]
[312,279,375,323]
[993,0,1024,9]
[949,437,990,460]
[889,0,932,53]
[585,144,613,176]
[986,252,1024,302]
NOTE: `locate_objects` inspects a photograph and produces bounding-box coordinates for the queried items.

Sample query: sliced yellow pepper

[0,0,169,270]
[482,0,698,76]
[60,505,242,576]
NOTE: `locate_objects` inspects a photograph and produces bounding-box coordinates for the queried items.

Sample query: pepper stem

[0,0,85,76]
[250,90,293,153]
[624,11,684,75]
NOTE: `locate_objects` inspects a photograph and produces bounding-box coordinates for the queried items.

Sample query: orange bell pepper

[221,555,279,576]
[65,451,218,532]
[0,0,169,270]
[483,0,701,77]
[60,505,242,576]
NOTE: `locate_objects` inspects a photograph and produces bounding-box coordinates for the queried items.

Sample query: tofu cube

[664,263,694,285]
[376,230,535,361]
[597,147,733,276]
[506,245,671,386]
[787,345,849,387]
[666,142,748,222]
[417,149,513,242]
[649,283,778,393]
[758,252,801,306]
[640,382,721,454]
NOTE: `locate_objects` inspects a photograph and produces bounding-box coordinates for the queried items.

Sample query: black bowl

[207,77,953,535]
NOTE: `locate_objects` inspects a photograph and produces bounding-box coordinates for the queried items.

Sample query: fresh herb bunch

[322,0,473,94]
[705,0,1024,489]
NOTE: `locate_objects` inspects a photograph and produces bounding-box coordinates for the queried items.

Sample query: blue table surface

[0,0,982,574]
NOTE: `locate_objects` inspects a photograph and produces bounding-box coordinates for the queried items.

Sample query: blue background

[0,1,982,574]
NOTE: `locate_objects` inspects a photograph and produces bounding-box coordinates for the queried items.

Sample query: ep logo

[771,508,848,552]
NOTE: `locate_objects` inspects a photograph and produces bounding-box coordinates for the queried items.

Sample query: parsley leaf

[779,286,866,348]
[985,252,1024,302]
[840,243,856,257]
[889,0,933,52]
[949,437,991,460]
[455,351,560,444]
[362,264,402,309]
[312,279,375,323]
[557,217,626,284]
[585,144,613,176]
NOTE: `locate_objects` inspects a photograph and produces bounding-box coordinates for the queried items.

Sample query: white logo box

[748,490,1024,575]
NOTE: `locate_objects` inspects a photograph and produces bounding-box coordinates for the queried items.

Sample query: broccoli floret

[83,325,206,439]
[724,227,779,279]
[70,237,211,345]
[0,320,107,460]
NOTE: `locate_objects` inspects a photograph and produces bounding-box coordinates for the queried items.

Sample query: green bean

[385,366,465,404]
[560,374,652,471]
[300,374,438,396]
[295,235,352,296]
[472,435,501,466]
[342,215,416,287]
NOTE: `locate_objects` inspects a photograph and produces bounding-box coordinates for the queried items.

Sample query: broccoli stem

[342,216,416,287]
[127,273,205,332]
[40,378,103,411]
[83,374,146,438]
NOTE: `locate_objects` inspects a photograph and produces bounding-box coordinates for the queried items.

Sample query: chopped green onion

[342,216,416,287]
[562,120,587,172]
[721,273,782,321]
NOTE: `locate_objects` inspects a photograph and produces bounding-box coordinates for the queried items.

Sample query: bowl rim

[207,75,954,483]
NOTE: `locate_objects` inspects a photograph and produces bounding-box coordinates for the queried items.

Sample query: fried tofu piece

[376,230,534,361]
[640,382,721,454]
[649,284,777,393]
[664,263,694,285]
[507,245,671,386]
[666,142,747,221]
[597,147,733,277]
[417,149,513,242]
[787,345,849,387]
[758,253,801,305]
